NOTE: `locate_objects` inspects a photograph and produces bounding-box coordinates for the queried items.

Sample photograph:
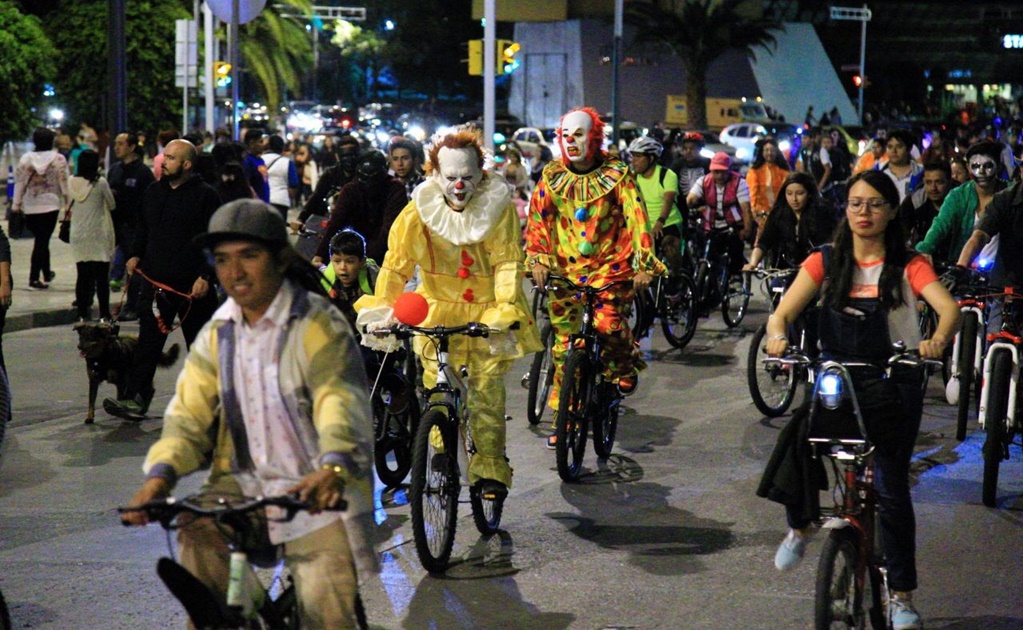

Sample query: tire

[815,529,863,630]
[591,382,619,459]
[374,399,420,488]
[409,409,460,573]
[526,322,554,425]
[0,367,11,471]
[156,557,232,628]
[0,587,10,630]
[721,271,750,328]
[469,482,505,536]
[629,292,648,339]
[262,584,300,629]
[867,565,889,630]
[661,273,698,349]
[556,349,591,482]
[747,324,798,417]
[982,350,1012,508]
[694,261,710,312]
[955,313,979,441]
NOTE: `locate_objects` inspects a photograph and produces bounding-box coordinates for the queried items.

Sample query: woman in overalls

[763,170,960,629]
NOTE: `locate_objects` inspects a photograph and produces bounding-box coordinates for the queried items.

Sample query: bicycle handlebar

[118,493,347,529]
[543,274,632,295]
[367,320,522,341]
[762,343,942,371]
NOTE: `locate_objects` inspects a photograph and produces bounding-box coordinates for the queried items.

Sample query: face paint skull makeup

[436,146,482,210]
[560,111,594,165]
[969,156,997,188]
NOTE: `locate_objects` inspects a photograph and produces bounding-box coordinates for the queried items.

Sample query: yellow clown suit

[525,108,665,414]
[355,130,541,492]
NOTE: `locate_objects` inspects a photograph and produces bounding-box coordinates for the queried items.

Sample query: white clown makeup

[436,146,483,210]
[560,111,594,165]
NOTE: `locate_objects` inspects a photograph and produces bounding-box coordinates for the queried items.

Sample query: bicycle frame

[978,339,1020,431]
[949,301,986,379]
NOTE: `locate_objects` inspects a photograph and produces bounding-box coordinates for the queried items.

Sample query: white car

[510,127,551,165]
[719,122,770,162]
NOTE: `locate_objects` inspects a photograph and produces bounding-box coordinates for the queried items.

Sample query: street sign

[206,0,267,25]
[174,19,198,88]
[830,6,872,21]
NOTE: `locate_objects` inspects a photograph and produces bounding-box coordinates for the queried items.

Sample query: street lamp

[831,5,872,125]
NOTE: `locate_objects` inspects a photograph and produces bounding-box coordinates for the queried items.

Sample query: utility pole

[831,4,872,125]
[108,0,127,135]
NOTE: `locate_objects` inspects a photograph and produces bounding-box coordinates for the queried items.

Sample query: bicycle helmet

[355,150,389,185]
[680,131,705,147]
[627,136,663,157]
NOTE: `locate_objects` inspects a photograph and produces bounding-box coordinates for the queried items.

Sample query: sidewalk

[2,218,89,333]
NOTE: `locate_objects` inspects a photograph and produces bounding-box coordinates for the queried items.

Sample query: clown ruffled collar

[542,157,629,204]
[413,174,511,246]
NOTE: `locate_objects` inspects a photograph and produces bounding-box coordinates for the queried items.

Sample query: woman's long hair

[76,149,101,182]
[823,170,908,312]
[750,137,790,170]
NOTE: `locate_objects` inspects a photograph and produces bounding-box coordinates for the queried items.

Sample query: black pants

[75,261,111,320]
[126,281,219,400]
[24,211,59,283]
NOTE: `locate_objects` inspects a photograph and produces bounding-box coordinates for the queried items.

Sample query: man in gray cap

[122,199,378,629]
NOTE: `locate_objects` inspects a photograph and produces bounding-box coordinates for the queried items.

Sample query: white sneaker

[945,375,959,405]
[774,529,811,571]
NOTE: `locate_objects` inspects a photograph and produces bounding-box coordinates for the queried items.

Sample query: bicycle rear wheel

[374,399,420,488]
[982,350,1012,508]
[591,382,619,459]
[721,271,750,328]
[661,273,697,348]
[156,557,233,628]
[955,312,978,441]
[0,586,10,630]
[747,324,798,417]
[526,322,554,425]
[556,349,591,482]
[815,529,864,629]
[409,409,460,573]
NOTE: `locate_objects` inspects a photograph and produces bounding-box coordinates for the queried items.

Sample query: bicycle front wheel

[409,409,460,573]
[661,273,697,349]
[0,586,10,630]
[721,271,750,328]
[982,350,1012,508]
[747,324,798,417]
[955,312,979,441]
[374,398,420,488]
[815,529,864,629]
[469,482,505,536]
[556,349,591,482]
[526,321,554,425]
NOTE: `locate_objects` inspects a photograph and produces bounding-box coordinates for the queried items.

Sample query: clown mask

[436,146,483,210]
[560,110,594,166]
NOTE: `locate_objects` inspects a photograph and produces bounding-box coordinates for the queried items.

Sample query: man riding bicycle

[122,200,377,629]
[628,136,684,294]
[525,107,665,449]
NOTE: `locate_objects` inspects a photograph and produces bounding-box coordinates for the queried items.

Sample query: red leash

[132,268,196,335]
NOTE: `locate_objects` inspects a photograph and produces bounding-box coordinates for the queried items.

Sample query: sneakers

[476,479,508,501]
[891,595,921,630]
[28,280,49,290]
[774,528,811,571]
[103,396,146,421]
[109,279,123,292]
[45,270,56,282]
[617,373,638,396]
[546,434,557,450]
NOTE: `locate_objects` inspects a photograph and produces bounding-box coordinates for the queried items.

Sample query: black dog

[74,321,180,424]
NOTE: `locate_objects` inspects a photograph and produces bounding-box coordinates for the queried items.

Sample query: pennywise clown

[356,129,541,495]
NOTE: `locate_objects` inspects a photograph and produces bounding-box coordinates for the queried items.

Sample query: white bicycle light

[819,373,843,410]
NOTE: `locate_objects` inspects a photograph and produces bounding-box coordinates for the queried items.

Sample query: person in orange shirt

[853,136,887,174]
[745,137,790,242]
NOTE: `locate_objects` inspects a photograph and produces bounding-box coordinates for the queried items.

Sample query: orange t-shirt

[801,251,938,298]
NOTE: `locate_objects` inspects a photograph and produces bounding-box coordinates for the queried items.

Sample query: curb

[7,307,79,334]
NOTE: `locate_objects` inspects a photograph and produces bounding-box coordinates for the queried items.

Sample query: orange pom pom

[393,292,429,325]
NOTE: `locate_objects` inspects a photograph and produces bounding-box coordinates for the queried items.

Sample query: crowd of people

[6,103,1023,629]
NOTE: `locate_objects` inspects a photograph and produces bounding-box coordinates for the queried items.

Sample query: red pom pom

[393,292,429,325]
[457,267,470,279]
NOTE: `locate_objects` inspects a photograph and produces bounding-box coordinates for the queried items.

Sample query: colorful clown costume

[356,170,541,489]
[525,157,665,411]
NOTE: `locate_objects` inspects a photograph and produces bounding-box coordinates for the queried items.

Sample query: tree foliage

[0,2,56,144]
[238,0,313,111]
[45,0,190,133]
[627,0,781,129]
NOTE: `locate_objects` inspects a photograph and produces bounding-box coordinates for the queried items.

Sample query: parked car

[720,122,803,166]
[510,127,550,165]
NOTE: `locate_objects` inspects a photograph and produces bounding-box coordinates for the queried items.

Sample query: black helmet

[356,150,389,184]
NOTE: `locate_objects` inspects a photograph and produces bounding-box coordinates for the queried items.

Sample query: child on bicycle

[321,228,379,331]
[759,170,959,630]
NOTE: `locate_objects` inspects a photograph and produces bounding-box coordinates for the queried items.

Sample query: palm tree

[627,0,782,130]
[238,0,314,111]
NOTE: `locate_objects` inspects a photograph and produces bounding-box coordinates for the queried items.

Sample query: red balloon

[393,292,429,325]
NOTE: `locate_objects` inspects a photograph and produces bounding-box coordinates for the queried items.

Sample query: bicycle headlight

[977,257,992,271]
[819,373,843,410]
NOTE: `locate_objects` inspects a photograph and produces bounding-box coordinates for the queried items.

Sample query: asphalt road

[0,298,1021,629]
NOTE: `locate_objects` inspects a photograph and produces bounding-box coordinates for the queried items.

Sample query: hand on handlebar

[764,335,789,357]
[531,262,550,293]
[633,271,653,292]
[121,477,172,527]
[288,468,346,515]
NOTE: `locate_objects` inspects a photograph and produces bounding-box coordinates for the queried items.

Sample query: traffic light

[214,61,232,88]
[852,74,862,88]
[468,40,483,76]
[497,39,520,75]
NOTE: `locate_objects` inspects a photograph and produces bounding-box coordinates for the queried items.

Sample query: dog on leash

[74,321,180,424]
